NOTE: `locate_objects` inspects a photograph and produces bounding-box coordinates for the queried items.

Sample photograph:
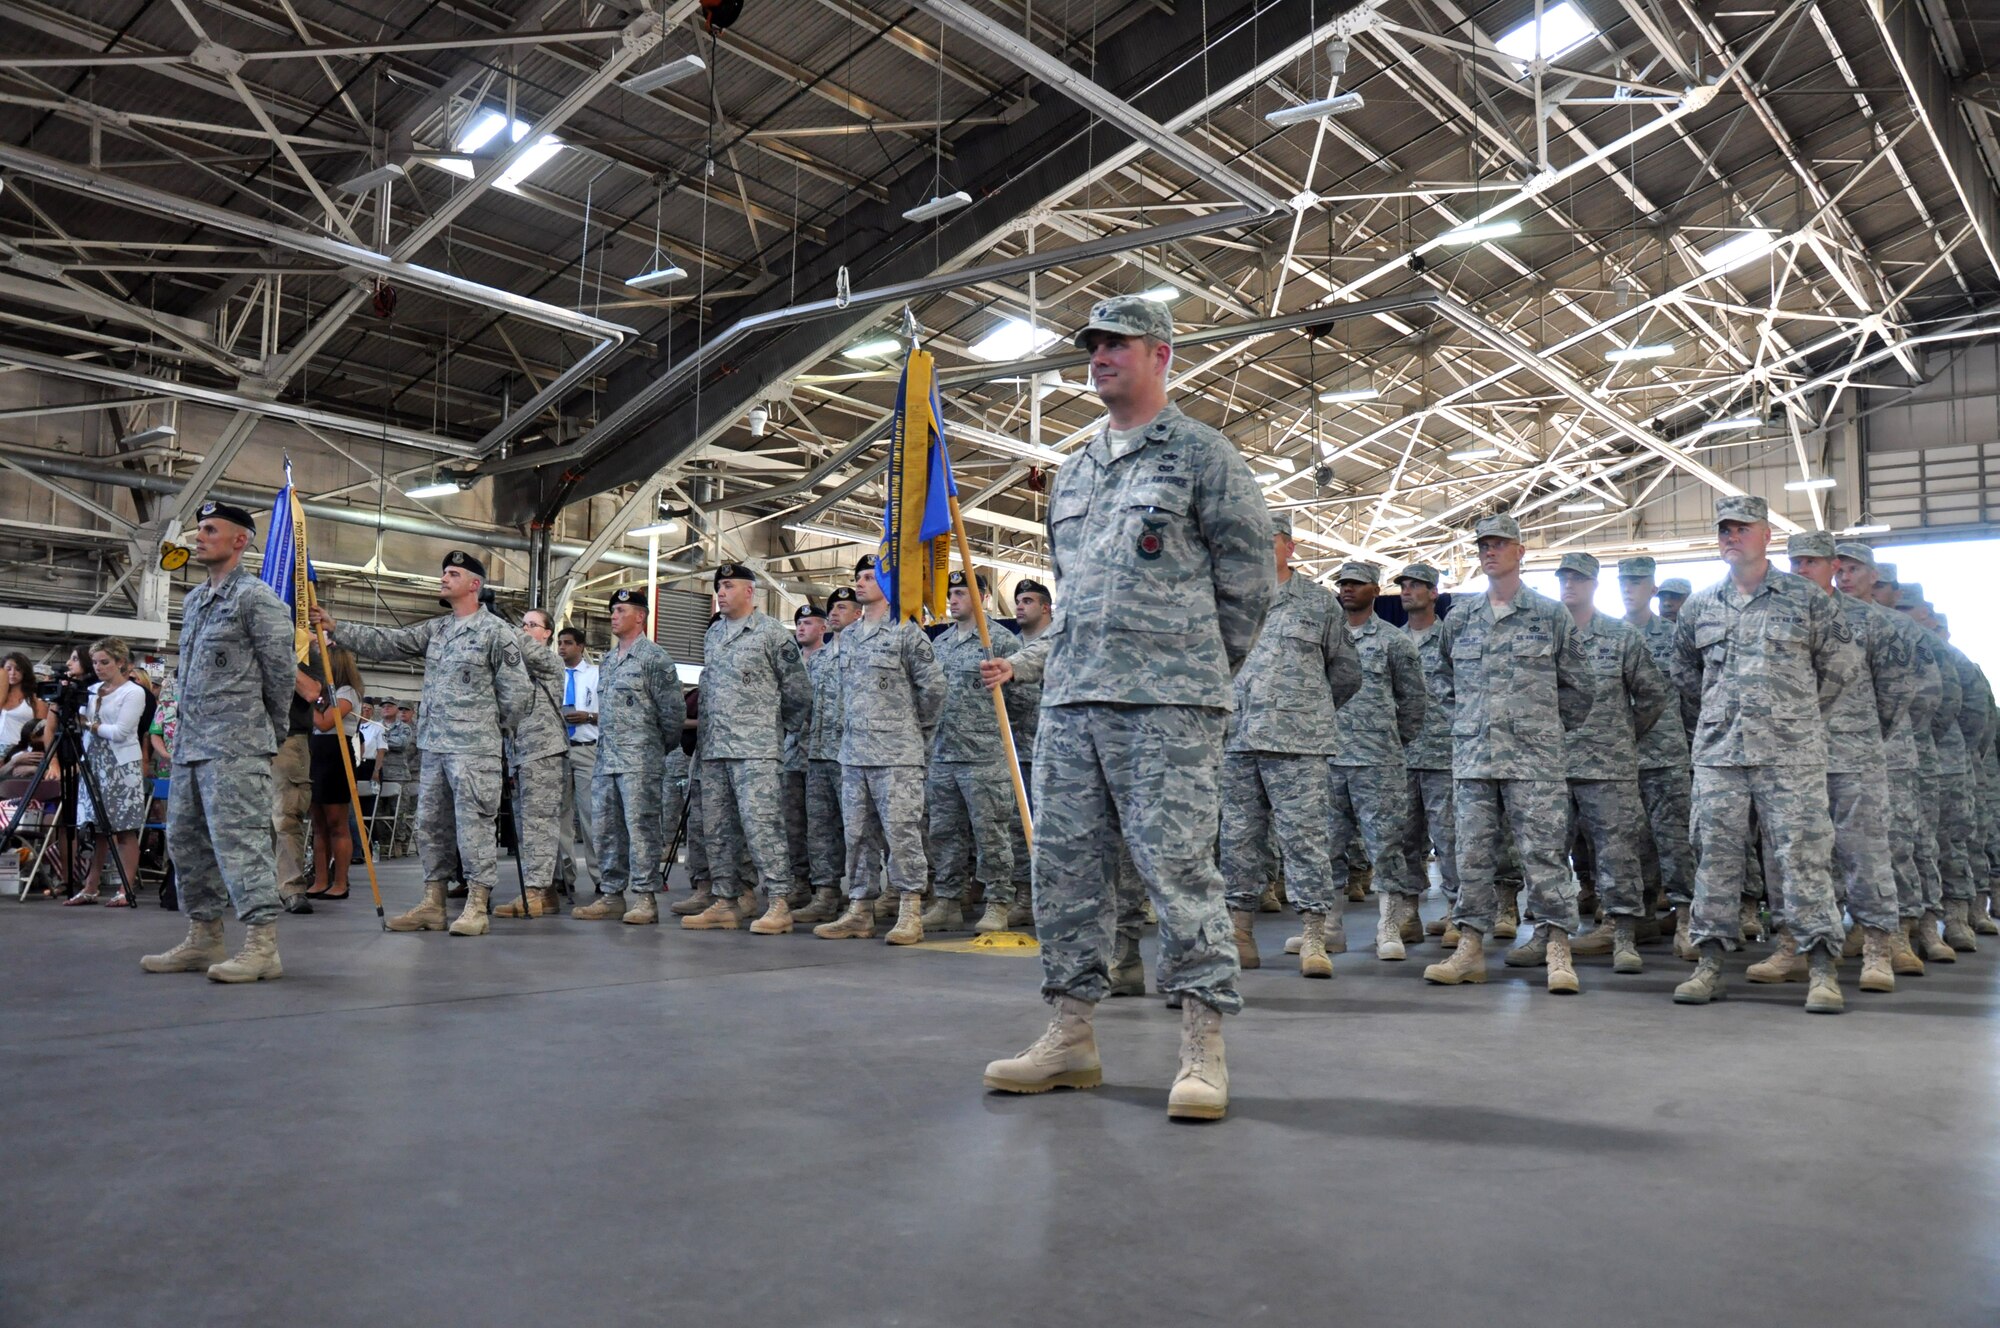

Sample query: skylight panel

[967,318,1063,363]
[1494,2,1599,73]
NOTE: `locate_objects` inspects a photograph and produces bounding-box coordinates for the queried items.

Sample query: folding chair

[137,776,175,909]
[0,776,63,902]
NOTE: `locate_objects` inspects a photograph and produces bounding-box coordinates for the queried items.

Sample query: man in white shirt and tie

[557,626,601,898]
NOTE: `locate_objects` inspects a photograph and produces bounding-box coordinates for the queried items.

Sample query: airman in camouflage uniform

[1617,556,1697,955]
[492,608,572,920]
[791,593,852,925]
[980,296,1272,1121]
[1897,587,1990,953]
[1873,565,1955,961]
[143,500,296,982]
[1328,560,1426,960]
[316,550,531,937]
[922,570,1020,935]
[1001,579,1053,931]
[1220,512,1362,978]
[1422,513,1594,994]
[1397,564,1459,938]
[1671,496,1855,1013]
[687,564,812,935]
[573,587,687,924]
[814,557,944,944]
[778,606,820,908]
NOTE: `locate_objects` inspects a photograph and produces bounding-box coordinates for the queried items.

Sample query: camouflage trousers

[1402,766,1458,899]
[1689,763,1840,954]
[416,752,502,892]
[840,764,928,898]
[804,759,846,891]
[927,760,1015,901]
[1008,760,1033,905]
[1567,779,1647,918]
[169,756,281,926]
[703,757,791,900]
[270,734,311,894]
[1032,703,1239,1014]
[593,768,663,897]
[1636,764,1695,908]
[781,769,810,888]
[1451,778,1578,936]
[1980,751,2000,886]
[1912,770,1944,912]
[1220,752,1335,914]
[1822,767,1897,933]
[560,741,597,890]
[1328,760,1418,897]
[509,750,566,892]
[1934,771,1981,903]
[1884,765,1925,919]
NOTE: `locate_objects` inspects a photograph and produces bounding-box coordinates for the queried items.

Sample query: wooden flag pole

[306,582,386,924]
[945,493,1033,850]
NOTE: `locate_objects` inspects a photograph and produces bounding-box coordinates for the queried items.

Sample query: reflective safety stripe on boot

[749,897,794,935]
[1673,948,1728,1005]
[1804,948,1846,1014]
[1376,894,1406,961]
[141,917,225,973]
[983,996,1101,1093]
[1299,913,1333,980]
[1230,908,1260,970]
[1746,929,1807,983]
[448,885,492,937]
[207,923,282,983]
[387,882,450,932]
[621,892,660,926]
[1859,926,1896,993]
[1612,917,1643,974]
[1545,928,1579,995]
[812,898,875,939]
[1167,999,1229,1121]
[1423,930,1487,985]
[885,892,924,945]
[973,900,1013,934]
[1108,936,1146,998]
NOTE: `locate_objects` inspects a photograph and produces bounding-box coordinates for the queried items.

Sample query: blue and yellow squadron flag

[877,347,957,623]
[258,458,316,663]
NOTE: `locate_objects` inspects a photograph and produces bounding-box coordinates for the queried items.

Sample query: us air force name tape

[196,499,257,533]
[443,549,487,579]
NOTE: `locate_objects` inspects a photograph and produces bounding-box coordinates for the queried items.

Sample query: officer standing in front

[143,500,297,982]
[313,550,532,937]
[977,296,1272,1121]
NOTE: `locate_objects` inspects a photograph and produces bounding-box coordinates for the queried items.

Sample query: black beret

[854,555,878,578]
[196,499,256,533]
[794,604,828,623]
[946,569,989,593]
[714,562,755,587]
[443,549,487,579]
[827,586,858,605]
[608,587,646,611]
[1014,579,1051,600]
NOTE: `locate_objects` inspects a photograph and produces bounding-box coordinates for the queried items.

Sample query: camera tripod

[2,701,138,905]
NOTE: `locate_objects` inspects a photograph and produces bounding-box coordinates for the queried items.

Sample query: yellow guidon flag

[876,347,956,622]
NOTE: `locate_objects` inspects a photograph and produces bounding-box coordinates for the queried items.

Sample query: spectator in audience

[72,637,148,907]
[147,669,178,778]
[1,651,46,774]
[298,645,364,900]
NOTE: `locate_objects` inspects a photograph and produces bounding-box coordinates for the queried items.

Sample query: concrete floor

[7,860,2000,1327]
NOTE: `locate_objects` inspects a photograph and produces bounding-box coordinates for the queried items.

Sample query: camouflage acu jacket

[1226,575,1362,756]
[1436,584,1593,780]
[336,610,531,758]
[701,610,811,762]
[1672,567,1855,768]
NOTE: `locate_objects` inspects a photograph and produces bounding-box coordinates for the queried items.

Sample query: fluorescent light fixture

[1265,90,1365,127]
[1557,500,1608,513]
[118,424,176,448]
[1438,219,1522,245]
[435,157,474,178]
[1447,446,1500,461]
[629,520,686,539]
[1139,285,1180,302]
[1700,228,1778,273]
[842,337,903,361]
[902,190,972,223]
[1317,385,1380,403]
[1784,476,1837,492]
[1694,415,1762,437]
[625,264,688,290]
[455,109,515,153]
[1605,343,1673,362]
[406,480,462,499]
[619,53,706,96]
[1838,523,1891,536]
[447,110,562,192]
[337,163,405,194]
[968,317,1062,364]
[1495,1,1598,72]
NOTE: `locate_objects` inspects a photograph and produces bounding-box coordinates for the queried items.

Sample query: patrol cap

[1875,562,1898,585]
[1271,508,1293,538]
[1013,579,1051,601]
[1556,552,1600,578]
[1617,555,1656,581]
[1834,542,1876,567]
[794,604,827,623]
[828,586,859,606]
[1894,583,1926,609]
[1714,494,1768,524]
[1473,513,1522,542]
[1333,559,1379,585]
[443,549,488,579]
[195,499,256,533]
[946,568,989,594]
[379,697,399,707]
[714,562,755,587]
[1657,578,1693,598]
[607,587,646,613]
[1785,530,1836,558]
[1072,295,1174,349]
[1395,562,1440,587]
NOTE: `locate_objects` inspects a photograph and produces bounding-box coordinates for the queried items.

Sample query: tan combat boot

[1890,919,1926,976]
[572,890,627,921]
[681,897,741,930]
[787,882,813,909]
[620,892,659,926]
[1739,898,1765,942]
[813,897,875,940]
[1673,946,1727,1004]
[1108,935,1146,997]
[1859,927,1896,993]
[1399,899,1423,945]
[1917,911,1956,963]
[1674,908,1697,961]
[1978,891,2000,936]
[1426,909,1449,937]
[207,923,283,983]
[1943,899,1979,953]
[983,996,1101,1093]
[792,887,841,926]
[142,918,226,973]
[1841,923,1865,958]
[1545,927,1580,995]
[669,886,713,917]
[1167,999,1229,1121]
[1424,930,1487,985]
[1504,928,1548,968]
[749,897,793,935]
[1008,899,1034,929]
[1376,894,1407,961]
[448,885,492,937]
[885,892,924,945]
[1804,948,1845,1014]
[1346,864,1372,902]
[1141,898,1158,926]
[919,895,961,933]
[1569,918,1615,956]
[387,881,450,932]
[973,899,1013,933]
[1286,909,1349,956]
[1229,908,1260,970]
[732,891,759,923]
[1258,881,1282,913]
[1493,885,1519,940]
[1440,918,1461,948]
[1612,917,1643,975]
[1746,929,1808,983]
[874,891,901,923]
[1298,913,1334,980]
[507,887,564,918]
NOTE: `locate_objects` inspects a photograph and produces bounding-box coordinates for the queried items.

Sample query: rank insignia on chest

[1137,518,1166,560]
